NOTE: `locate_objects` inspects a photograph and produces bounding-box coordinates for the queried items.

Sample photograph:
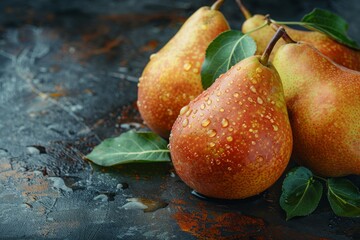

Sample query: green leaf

[301,8,359,49]
[201,30,256,89]
[280,167,323,220]
[327,178,360,217]
[86,130,171,166]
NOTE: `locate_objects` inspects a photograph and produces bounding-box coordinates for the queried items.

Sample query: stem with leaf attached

[235,0,252,19]
[211,0,225,10]
[260,27,286,65]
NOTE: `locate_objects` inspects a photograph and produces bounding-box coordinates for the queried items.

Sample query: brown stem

[260,27,286,66]
[235,0,252,19]
[270,23,296,44]
[264,14,272,25]
[211,0,225,10]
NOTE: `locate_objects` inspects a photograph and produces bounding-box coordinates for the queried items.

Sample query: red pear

[170,51,293,199]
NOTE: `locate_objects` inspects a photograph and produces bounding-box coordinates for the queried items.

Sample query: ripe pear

[169,53,293,199]
[242,15,360,71]
[273,42,360,177]
[137,0,230,138]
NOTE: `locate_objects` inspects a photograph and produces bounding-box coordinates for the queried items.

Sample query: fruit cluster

[137,0,360,200]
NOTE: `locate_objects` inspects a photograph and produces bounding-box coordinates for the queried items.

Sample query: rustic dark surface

[0,0,359,239]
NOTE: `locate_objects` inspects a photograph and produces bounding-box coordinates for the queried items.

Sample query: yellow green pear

[273,41,360,177]
[137,0,230,138]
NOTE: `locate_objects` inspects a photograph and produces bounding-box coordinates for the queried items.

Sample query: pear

[169,29,293,199]
[273,42,360,177]
[238,1,360,71]
[137,0,230,138]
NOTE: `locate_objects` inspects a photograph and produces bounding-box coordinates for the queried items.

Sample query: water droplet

[256,67,262,73]
[248,97,254,103]
[236,66,241,71]
[183,63,191,71]
[215,159,221,165]
[221,118,229,128]
[186,109,192,117]
[122,198,168,213]
[191,190,209,200]
[150,53,157,59]
[251,141,256,145]
[226,136,233,142]
[257,97,263,104]
[179,105,189,115]
[233,92,239,98]
[182,118,189,127]
[272,125,279,131]
[219,108,224,112]
[167,144,171,150]
[201,119,211,127]
[250,85,257,93]
[228,127,234,132]
[207,129,217,138]
[200,103,206,110]
[209,142,215,147]
[206,99,212,105]
[256,156,264,162]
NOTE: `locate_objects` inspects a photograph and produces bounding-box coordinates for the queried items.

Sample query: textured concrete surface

[0,0,359,239]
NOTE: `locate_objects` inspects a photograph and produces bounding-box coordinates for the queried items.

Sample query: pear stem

[270,23,296,44]
[260,27,286,66]
[211,0,225,10]
[235,0,252,19]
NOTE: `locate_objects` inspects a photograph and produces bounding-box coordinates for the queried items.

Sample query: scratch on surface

[15,46,101,142]
[0,49,16,64]
[108,72,139,83]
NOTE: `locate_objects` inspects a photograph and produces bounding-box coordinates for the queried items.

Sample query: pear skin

[242,15,360,71]
[138,4,230,138]
[273,43,360,177]
[169,56,293,199]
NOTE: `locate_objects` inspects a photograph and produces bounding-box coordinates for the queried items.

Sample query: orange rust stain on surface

[172,202,268,240]
[100,13,186,25]
[140,40,159,52]
[49,85,67,98]
[81,37,124,59]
